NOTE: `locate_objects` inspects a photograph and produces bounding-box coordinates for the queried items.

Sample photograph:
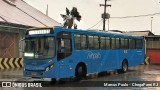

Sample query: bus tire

[50,78,56,84]
[75,64,87,80]
[118,60,128,73]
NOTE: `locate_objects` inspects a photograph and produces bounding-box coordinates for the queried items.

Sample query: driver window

[57,32,72,60]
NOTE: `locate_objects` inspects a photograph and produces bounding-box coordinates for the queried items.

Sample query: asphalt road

[0,64,160,90]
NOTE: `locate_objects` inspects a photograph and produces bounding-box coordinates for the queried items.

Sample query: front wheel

[118,60,128,73]
[75,65,87,80]
[50,78,56,84]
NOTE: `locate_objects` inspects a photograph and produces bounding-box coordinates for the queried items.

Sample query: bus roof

[26,26,143,39]
[29,27,53,30]
[54,26,143,39]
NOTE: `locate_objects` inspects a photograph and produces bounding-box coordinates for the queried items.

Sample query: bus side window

[111,38,116,49]
[100,37,106,49]
[120,38,125,49]
[74,34,87,50]
[81,35,87,49]
[74,34,81,50]
[88,36,94,49]
[106,37,110,49]
[116,38,120,49]
[94,36,100,49]
[124,39,129,49]
[136,39,142,49]
[129,39,136,49]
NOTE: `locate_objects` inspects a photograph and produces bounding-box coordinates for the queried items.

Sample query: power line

[111,12,160,19]
[87,19,103,29]
[95,21,103,29]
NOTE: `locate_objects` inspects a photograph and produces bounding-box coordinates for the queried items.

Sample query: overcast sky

[24,0,160,35]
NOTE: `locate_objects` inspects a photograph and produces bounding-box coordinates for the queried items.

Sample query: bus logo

[87,51,101,60]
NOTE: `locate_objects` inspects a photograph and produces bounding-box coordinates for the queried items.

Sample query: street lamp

[151,17,153,32]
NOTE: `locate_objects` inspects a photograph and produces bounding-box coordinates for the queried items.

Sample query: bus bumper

[23,68,59,78]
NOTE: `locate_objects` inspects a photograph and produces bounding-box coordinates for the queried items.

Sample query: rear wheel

[118,60,128,73]
[75,65,87,80]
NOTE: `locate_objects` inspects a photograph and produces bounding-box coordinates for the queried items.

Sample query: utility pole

[108,19,109,31]
[100,0,111,31]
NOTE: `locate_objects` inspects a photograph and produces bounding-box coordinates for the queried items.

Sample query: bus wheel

[75,65,87,80]
[50,78,56,84]
[118,60,128,73]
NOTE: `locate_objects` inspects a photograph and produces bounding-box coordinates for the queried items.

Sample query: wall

[0,23,29,58]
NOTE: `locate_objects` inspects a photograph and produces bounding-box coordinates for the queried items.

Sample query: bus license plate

[32,72,37,76]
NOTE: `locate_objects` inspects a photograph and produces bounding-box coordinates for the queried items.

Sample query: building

[125,31,160,64]
[124,30,154,36]
[0,0,61,58]
[145,36,160,64]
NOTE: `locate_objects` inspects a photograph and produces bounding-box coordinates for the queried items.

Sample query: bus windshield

[24,37,55,59]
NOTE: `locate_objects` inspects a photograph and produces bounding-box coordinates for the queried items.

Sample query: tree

[60,7,81,29]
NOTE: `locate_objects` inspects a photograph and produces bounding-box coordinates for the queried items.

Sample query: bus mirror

[19,38,25,54]
[19,39,25,53]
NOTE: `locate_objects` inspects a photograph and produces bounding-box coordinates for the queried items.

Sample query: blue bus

[23,26,144,80]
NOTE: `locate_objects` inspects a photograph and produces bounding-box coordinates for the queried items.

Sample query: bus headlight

[45,64,54,72]
[45,67,49,72]
[50,64,54,68]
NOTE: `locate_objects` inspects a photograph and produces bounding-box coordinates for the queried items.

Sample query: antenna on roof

[46,4,48,16]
